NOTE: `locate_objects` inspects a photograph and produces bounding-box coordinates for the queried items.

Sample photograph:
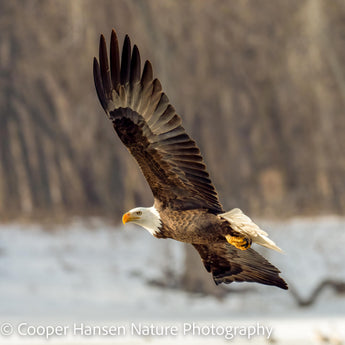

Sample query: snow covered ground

[0,217,344,344]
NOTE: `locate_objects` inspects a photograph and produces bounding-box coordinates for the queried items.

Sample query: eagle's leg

[225,234,252,250]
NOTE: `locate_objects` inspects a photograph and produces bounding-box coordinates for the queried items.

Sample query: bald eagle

[93,30,288,290]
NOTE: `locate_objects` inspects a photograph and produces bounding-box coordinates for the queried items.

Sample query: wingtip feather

[130,45,141,84]
[99,34,112,97]
[142,60,153,85]
[110,29,120,90]
[120,34,131,85]
[93,57,107,111]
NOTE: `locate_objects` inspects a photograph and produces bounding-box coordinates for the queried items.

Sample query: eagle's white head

[122,206,162,235]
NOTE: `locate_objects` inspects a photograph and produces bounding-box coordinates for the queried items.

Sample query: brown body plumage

[93,30,288,290]
[155,208,227,243]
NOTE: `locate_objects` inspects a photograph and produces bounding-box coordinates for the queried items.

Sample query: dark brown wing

[93,30,223,212]
[193,243,288,289]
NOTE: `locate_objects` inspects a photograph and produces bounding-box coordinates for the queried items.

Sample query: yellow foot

[225,234,252,250]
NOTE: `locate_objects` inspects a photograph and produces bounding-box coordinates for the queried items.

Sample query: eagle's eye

[136,211,142,216]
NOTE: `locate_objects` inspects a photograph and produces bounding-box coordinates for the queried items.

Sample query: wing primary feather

[145,79,163,120]
[93,57,107,111]
[158,140,197,151]
[110,29,120,91]
[129,45,141,108]
[99,34,112,98]
[185,172,211,183]
[130,45,141,84]
[156,135,195,147]
[137,61,154,115]
[141,60,153,86]
[120,34,131,85]
[167,147,201,155]
[166,113,181,127]
[152,130,188,144]
[171,154,203,162]
[150,105,177,132]
[150,93,169,124]
[152,78,162,94]
[173,160,206,171]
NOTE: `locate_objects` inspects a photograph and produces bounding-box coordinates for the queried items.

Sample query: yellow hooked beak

[122,212,140,224]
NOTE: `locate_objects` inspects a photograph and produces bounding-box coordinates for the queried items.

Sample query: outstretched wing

[193,243,288,289]
[93,30,223,212]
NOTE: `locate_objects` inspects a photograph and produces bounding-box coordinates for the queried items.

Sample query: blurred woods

[1,0,345,221]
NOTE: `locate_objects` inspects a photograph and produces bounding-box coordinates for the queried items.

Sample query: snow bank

[0,217,344,344]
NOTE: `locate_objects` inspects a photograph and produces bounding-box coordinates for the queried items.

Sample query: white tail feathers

[254,233,283,253]
[219,208,283,253]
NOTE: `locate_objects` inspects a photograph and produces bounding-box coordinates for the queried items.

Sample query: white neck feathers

[139,206,162,236]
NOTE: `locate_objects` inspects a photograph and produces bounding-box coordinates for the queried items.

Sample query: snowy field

[0,217,344,344]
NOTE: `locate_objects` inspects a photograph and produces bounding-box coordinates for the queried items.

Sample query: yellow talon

[225,234,251,250]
